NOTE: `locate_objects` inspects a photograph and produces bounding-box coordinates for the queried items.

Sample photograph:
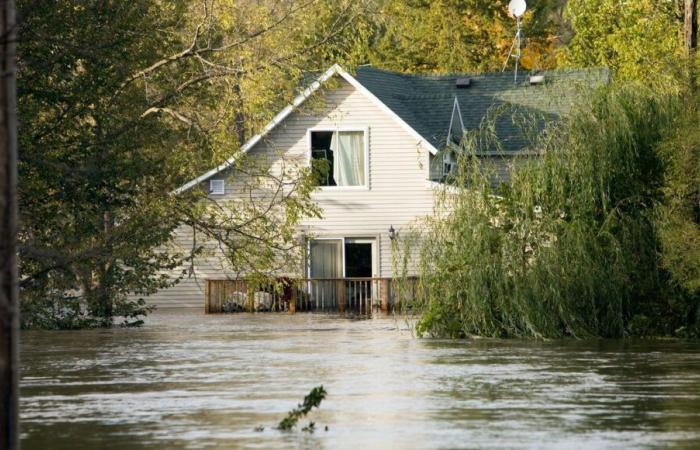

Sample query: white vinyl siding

[146,77,438,307]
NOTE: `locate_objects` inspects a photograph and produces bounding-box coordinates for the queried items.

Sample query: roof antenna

[502,0,527,83]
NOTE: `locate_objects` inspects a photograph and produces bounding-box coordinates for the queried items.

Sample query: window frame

[209,179,225,195]
[307,237,346,278]
[307,127,370,191]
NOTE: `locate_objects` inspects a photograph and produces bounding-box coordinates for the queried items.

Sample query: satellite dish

[508,0,527,18]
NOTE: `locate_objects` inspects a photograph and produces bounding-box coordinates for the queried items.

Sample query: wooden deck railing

[204,277,417,315]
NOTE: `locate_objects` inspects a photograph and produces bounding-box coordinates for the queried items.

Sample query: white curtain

[310,240,342,278]
[330,131,365,186]
[309,239,342,304]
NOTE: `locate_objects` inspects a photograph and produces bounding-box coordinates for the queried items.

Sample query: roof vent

[455,78,471,89]
[529,75,545,85]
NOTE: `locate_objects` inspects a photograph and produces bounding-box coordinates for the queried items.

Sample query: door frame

[306,236,379,278]
[344,238,378,278]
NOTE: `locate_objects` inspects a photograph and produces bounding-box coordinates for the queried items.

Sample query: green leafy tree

[409,86,682,338]
[369,0,563,73]
[19,1,196,326]
[656,101,700,335]
[17,0,369,328]
[562,0,686,88]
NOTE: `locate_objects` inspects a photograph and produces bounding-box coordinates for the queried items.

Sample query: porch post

[247,286,254,313]
[380,278,390,313]
[337,279,345,315]
[289,285,297,315]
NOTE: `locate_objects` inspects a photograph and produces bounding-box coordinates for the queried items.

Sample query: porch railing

[204,277,417,315]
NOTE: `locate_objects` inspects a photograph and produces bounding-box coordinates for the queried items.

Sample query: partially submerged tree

[410,86,684,339]
[177,154,323,292]
[401,0,700,339]
[17,0,370,328]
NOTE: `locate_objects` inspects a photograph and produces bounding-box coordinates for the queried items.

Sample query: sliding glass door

[307,238,377,311]
[309,239,343,279]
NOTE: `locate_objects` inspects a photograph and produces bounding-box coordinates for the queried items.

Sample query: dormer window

[447,97,464,145]
[443,151,457,177]
[209,179,225,195]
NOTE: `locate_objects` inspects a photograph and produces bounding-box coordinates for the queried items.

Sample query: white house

[148,64,608,308]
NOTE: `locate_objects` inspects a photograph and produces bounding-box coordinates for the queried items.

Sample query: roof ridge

[358,65,609,80]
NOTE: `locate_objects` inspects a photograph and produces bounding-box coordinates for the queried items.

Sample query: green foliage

[561,0,686,89]
[657,104,700,294]
[654,100,700,336]
[20,293,89,330]
[369,0,563,73]
[277,386,327,432]
[20,291,152,330]
[17,1,368,328]
[19,0,196,327]
[410,85,688,339]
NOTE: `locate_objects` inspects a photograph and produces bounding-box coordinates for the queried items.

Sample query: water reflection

[20,309,700,449]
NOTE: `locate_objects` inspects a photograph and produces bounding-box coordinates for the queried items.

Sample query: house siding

[146,77,439,308]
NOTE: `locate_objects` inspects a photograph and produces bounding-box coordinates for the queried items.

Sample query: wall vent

[455,78,471,88]
[209,179,225,195]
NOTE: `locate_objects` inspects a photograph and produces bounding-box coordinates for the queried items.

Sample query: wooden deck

[204,277,416,315]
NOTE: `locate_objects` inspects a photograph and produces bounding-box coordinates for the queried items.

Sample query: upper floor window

[310,130,366,188]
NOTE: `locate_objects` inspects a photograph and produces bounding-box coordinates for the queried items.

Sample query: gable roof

[174,64,438,194]
[354,65,610,153]
[175,64,609,193]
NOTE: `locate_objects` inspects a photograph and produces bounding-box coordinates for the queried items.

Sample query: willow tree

[411,86,682,339]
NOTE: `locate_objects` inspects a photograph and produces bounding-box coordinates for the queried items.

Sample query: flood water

[19,309,700,449]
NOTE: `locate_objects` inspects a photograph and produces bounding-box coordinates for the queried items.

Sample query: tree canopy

[16,0,700,334]
[17,0,370,327]
[369,0,563,73]
[561,0,687,88]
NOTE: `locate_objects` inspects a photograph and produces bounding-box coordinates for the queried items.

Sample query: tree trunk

[232,81,246,147]
[0,0,19,448]
[686,0,698,90]
[686,0,698,52]
[98,210,114,323]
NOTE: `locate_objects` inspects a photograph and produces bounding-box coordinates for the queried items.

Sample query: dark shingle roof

[354,66,610,152]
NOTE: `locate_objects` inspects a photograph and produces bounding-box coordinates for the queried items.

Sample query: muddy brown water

[19,309,700,449]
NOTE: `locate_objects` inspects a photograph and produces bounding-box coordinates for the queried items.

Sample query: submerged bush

[21,289,153,329]
[277,385,327,432]
[410,85,688,339]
